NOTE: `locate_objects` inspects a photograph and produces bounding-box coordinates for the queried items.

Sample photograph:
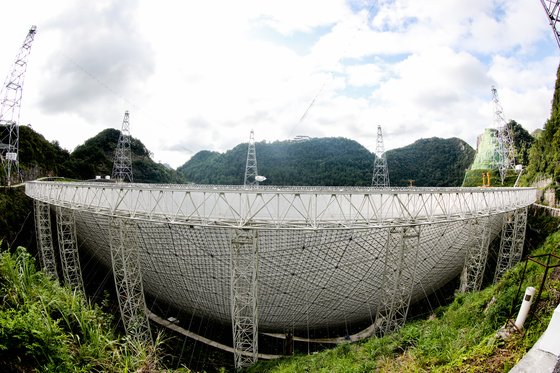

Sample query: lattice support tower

[244,130,259,187]
[112,111,133,182]
[371,125,390,187]
[459,217,492,292]
[109,216,151,343]
[491,86,515,185]
[375,225,420,335]
[494,207,528,283]
[230,229,259,369]
[34,200,58,278]
[540,0,560,49]
[0,26,37,186]
[55,206,84,292]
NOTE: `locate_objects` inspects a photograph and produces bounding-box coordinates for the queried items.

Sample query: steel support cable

[287,1,378,138]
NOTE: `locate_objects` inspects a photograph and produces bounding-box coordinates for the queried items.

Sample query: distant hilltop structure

[293,135,311,142]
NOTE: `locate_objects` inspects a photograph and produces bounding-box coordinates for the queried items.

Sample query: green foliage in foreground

[0,247,165,372]
[248,230,560,373]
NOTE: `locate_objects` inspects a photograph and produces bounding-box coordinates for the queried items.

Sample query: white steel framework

[55,206,85,292]
[112,111,133,182]
[371,125,390,187]
[109,216,151,342]
[244,130,259,187]
[540,0,560,49]
[0,26,37,186]
[494,207,528,283]
[491,86,515,184]
[459,217,493,292]
[26,182,535,334]
[34,200,58,277]
[375,225,420,335]
[230,229,259,369]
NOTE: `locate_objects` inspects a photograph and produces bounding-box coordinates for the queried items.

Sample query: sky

[0,0,558,168]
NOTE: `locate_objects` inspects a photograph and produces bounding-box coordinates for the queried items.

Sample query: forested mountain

[64,128,184,183]
[10,127,184,184]
[177,136,475,187]
[178,137,373,186]
[524,65,560,183]
[386,137,475,187]
[9,126,72,182]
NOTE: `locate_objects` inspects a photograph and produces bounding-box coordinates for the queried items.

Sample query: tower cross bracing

[459,216,494,292]
[491,86,515,184]
[372,125,390,187]
[34,200,58,278]
[375,225,420,335]
[493,207,528,283]
[55,206,85,293]
[112,111,133,182]
[0,26,37,186]
[244,130,259,187]
[540,0,560,49]
[230,229,259,369]
[109,216,151,342]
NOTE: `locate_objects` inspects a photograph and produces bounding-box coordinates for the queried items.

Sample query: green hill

[65,128,185,183]
[523,64,560,192]
[386,137,475,187]
[178,137,475,187]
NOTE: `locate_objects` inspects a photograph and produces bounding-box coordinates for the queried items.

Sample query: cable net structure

[0,26,37,186]
[26,181,535,369]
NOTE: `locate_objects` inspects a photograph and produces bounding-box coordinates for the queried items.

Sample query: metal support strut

[494,207,528,283]
[371,125,390,187]
[230,229,259,369]
[109,216,151,343]
[460,217,492,292]
[34,200,58,277]
[376,225,420,335]
[55,206,84,292]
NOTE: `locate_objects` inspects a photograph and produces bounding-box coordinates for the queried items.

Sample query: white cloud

[0,0,557,169]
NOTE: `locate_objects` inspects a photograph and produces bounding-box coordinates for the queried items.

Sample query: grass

[0,246,170,372]
[247,230,560,373]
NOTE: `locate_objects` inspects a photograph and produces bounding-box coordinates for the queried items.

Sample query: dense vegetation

[64,128,185,183]
[178,137,475,187]
[524,65,560,185]
[386,137,475,187]
[0,246,166,372]
[248,219,560,372]
[2,126,185,184]
[0,188,33,252]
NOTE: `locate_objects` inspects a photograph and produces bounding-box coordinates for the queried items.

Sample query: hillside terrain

[6,126,185,184]
[385,137,474,187]
[177,136,475,187]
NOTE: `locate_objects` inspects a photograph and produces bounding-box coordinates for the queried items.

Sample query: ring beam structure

[26,181,535,331]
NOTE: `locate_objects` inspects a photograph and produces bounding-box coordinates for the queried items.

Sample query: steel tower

[244,129,259,186]
[540,0,560,49]
[491,86,515,184]
[371,125,390,187]
[0,26,37,186]
[112,111,133,182]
